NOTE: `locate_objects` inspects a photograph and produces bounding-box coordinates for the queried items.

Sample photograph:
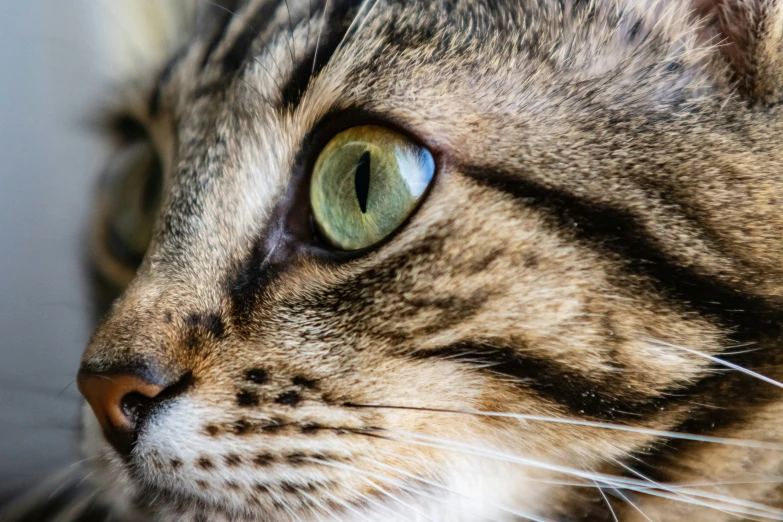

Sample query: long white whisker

[305,457,474,520]
[320,488,374,522]
[311,0,331,75]
[593,478,619,522]
[361,478,439,522]
[332,0,383,63]
[609,486,656,522]
[375,429,783,519]
[346,403,783,451]
[649,339,783,390]
[360,456,557,522]
[606,457,783,520]
[298,489,340,522]
[49,488,99,522]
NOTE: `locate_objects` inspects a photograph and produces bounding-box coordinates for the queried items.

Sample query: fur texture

[75,1,783,520]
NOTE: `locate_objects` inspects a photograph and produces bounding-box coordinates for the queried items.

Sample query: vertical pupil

[354,150,371,214]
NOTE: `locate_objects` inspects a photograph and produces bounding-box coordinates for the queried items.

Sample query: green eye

[310,126,435,250]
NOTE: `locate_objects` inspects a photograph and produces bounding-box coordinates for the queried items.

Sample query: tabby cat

[8,0,783,520]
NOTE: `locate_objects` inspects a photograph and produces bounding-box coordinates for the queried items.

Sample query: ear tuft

[692,0,783,102]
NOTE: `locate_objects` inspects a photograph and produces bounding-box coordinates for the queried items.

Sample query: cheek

[135,399,226,482]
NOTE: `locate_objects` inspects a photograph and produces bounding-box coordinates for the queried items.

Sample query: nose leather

[77,369,164,456]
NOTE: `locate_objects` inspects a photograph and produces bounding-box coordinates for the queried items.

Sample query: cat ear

[691,0,783,102]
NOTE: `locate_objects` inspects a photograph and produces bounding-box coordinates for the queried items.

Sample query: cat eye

[310,125,435,250]
[100,138,163,268]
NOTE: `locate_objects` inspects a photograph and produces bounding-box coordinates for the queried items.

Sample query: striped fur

[75,1,783,520]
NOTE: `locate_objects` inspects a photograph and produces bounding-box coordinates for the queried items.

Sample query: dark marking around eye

[275,391,302,406]
[355,151,371,214]
[236,390,260,407]
[246,368,268,384]
[292,376,317,389]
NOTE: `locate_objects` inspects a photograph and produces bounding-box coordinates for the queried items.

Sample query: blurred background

[0,0,117,507]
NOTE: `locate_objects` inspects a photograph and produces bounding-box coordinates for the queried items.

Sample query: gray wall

[0,0,108,499]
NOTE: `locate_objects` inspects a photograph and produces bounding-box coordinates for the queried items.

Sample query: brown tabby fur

[78,0,783,520]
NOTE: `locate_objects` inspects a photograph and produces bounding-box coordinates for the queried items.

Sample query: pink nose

[77,369,164,457]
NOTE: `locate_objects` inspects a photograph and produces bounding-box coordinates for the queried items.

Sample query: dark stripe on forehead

[149,49,188,116]
[462,167,783,345]
[221,0,284,74]
[200,0,242,69]
[280,0,366,111]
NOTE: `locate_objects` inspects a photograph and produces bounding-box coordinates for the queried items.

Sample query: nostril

[77,368,194,459]
[120,391,154,426]
[77,368,167,458]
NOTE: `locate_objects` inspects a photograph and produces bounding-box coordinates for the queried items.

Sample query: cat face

[79,1,783,520]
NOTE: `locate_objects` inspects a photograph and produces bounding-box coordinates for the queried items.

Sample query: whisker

[649,338,783,390]
[609,486,656,522]
[50,488,99,522]
[353,481,409,521]
[592,478,619,522]
[335,0,383,54]
[373,428,783,518]
[361,477,438,522]
[307,457,473,522]
[200,0,285,80]
[606,457,780,521]
[320,488,373,522]
[298,489,338,522]
[0,460,92,522]
[345,403,783,450]
[275,491,307,522]
[311,0,332,75]
[282,0,297,61]
[305,0,312,56]
[239,77,275,109]
[360,456,557,522]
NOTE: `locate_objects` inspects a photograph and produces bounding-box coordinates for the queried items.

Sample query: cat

[8,0,783,520]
